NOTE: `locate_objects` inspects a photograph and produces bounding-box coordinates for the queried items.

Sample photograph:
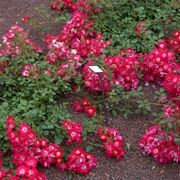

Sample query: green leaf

[174,138,180,146]
[111,109,118,117]
[55,135,64,145]
[86,145,93,152]
[20,99,27,106]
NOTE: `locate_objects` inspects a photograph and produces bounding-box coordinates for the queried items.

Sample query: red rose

[73,101,82,112]
[84,106,96,117]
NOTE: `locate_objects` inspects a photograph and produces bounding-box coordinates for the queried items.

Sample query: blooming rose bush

[45,9,109,66]
[73,98,97,117]
[162,104,180,138]
[168,30,180,53]
[162,73,180,105]
[0,115,97,177]
[45,2,110,90]
[104,48,141,91]
[97,127,125,160]
[4,115,51,179]
[82,62,111,93]
[0,25,42,57]
[66,147,97,175]
[61,120,83,144]
[139,125,180,164]
[143,40,175,82]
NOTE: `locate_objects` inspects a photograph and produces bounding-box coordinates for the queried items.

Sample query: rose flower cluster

[21,63,40,79]
[143,40,175,82]
[0,150,6,179]
[163,104,180,118]
[73,98,96,117]
[45,9,109,65]
[82,62,111,93]
[1,115,97,177]
[0,25,42,57]
[139,125,180,164]
[163,104,180,136]
[168,30,180,53]
[66,147,97,175]
[162,72,180,105]
[5,115,48,179]
[104,48,141,91]
[45,4,110,85]
[61,120,83,144]
[97,127,125,160]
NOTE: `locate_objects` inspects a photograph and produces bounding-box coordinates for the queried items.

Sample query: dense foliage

[92,0,180,54]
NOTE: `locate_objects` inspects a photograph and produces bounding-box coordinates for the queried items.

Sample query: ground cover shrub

[0,25,72,153]
[107,86,152,119]
[162,104,180,139]
[139,125,180,164]
[97,127,125,160]
[73,98,97,117]
[0,116,98,178]
[92,0,180,54]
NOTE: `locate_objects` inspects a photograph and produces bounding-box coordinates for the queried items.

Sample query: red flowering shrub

[5,115,66,178]
[73,100,83,112]
[61,120,83,144]
[0,151,6,179]
[21,16,30,23]
[162,104,180,138]
[0,25,42,57]
[82,62,111,93]
[162,73,180,98]
[56,61,78,81]
[0,139,47,178]
[168,30,180,53]
[45,9,109,66]
[139,125,180,164]
[4,115,98,176]
[1,0,180,176]
[84,105,96,118]
[45,4,110,86]
[21,64,40,79]
[104,48,141,91]
[97,127,125,160]
[66,147,97,174]
[143,40,175,82]
[163,104,180,118]
[73,98,96,117]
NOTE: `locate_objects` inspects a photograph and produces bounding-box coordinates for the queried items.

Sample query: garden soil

[0,0,179,180]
